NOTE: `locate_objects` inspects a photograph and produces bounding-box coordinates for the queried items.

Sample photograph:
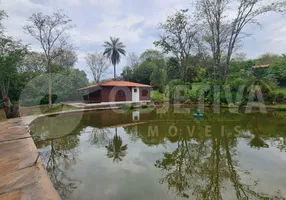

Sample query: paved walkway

[0,116,61,200]
[64,100,151,109]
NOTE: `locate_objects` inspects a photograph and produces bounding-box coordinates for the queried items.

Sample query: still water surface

[30,108,286,200]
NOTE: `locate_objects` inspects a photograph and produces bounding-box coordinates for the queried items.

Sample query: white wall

[132,87,140,102]
[132,111,140,121]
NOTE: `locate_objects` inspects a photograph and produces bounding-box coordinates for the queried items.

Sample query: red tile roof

[252,64,270,69]
[77,81,151,91]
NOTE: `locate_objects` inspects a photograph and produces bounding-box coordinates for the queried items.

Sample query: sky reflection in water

[30,108,286,200]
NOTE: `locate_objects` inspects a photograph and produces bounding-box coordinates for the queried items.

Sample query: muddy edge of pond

[0,116,61,200]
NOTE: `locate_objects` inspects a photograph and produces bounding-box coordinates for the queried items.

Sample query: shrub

[121,104,134,110]
[263,92,275,104]
[168,79,192,103]
[151,90,164,104]
[141,103,148,108]
[40,94,59,105]
[185,92,198,104]
[0,100,3,109]
[274,92,285,104]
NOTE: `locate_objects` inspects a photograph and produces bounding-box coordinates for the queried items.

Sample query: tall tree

[86,52,109,83]
[150,66,167,92]
[196,0,286,82]
[103,37,126,79]
[270,56,286,86]
[126,52,140,69]
[0,10,7,35]
[53,46,77,71]
[140,49,164,63]
[165,57,181,81]
[0,37,28,98]
[154,9,198,82]
[20,51,46,73]
[23,10,75,108]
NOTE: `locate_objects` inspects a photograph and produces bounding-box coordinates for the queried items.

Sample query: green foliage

[275,104,286,111]
[140,49,164,64]
[20,69,88,106]
[122,49,165,85]
[121,66,134,82]
[256,53,280,65]
[184,92,199,104]
[151,90,165,104]
[0,36,28,98]
[246,68,277,93]
[165,57,181,81]
[274,87,286,96]
[141,103,148,109]
[121,103,134,110]
[133,61,156,84]
[270,56,286,86]
[40,94,59,105]
[168,79,192,103]
[150,67,167,93]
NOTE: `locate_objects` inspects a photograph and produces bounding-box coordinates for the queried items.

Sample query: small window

[142,89,148,97]
[134,89,137,92]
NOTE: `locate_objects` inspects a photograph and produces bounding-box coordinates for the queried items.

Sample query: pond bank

[0,103,285,200]
[0,105,149,200]
[0,116,61,200]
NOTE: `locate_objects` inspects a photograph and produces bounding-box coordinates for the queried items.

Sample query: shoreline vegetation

[1,82,285,121]
[1,3,286,119]
[1,100,286,122]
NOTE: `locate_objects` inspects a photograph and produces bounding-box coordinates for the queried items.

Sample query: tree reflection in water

[105,128,128,163]
[32,109,286,199]
[155,134,283,199]
[88,127,112,147]
[36,134,81,198]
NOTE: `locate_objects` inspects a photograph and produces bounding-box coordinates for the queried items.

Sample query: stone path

[0,117,61,200]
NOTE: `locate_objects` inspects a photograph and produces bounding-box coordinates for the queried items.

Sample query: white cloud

[1,0,286,80]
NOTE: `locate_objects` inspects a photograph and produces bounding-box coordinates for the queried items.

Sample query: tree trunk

[3,97,20,119]
[114,64,116,79]
[0,79,10,99]
[48,60,52,108]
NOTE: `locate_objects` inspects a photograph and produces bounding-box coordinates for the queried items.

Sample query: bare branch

[196,0,286,82]
[86,52,110,83]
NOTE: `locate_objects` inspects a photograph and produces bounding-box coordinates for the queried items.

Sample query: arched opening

[116,90,126,101]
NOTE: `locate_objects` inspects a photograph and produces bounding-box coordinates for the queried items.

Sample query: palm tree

[246,68,277,94]
[105,128,128,163]
[103,37,126,79]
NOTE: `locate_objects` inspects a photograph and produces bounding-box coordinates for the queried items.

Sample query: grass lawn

[28,104,79,115]
[151,90,166,103]
[191,82,204,92]
[268,104,286,111]
[274,87,286,96]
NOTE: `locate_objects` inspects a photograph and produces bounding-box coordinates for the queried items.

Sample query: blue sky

[1,0,286,80]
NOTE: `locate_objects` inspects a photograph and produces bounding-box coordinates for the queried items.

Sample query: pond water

[30,107,286,200]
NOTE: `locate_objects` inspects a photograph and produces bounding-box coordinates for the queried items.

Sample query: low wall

[0,117,61,200]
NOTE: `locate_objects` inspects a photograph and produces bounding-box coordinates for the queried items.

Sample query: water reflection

[36,134,81,198]
[30,109,286,199]
[155,136,283,199]
[106,128,128,163]
[88,127,111,147]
